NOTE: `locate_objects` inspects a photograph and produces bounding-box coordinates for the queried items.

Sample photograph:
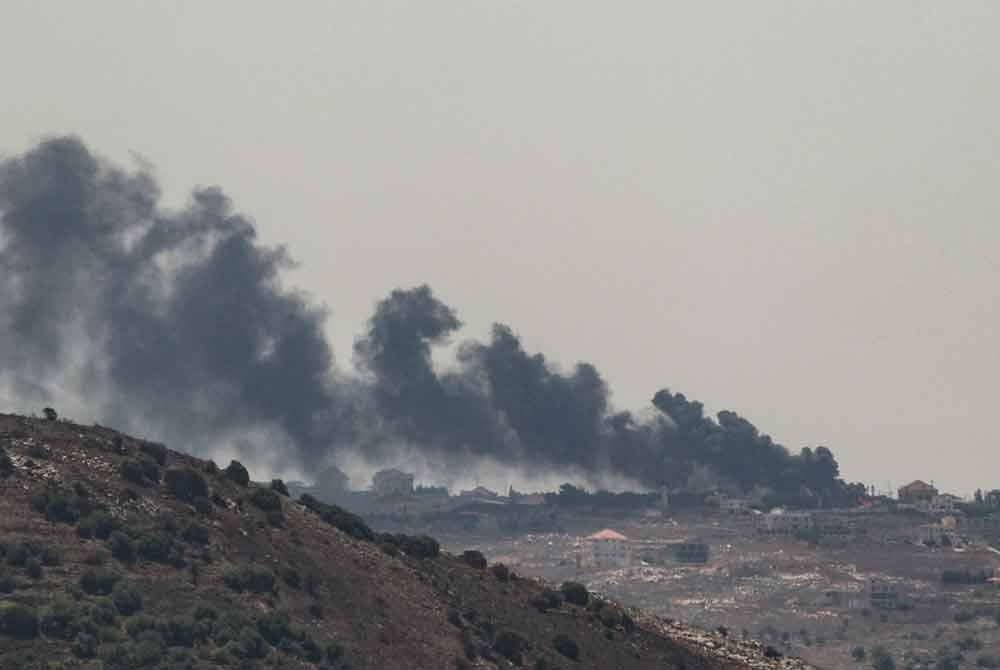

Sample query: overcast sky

[3,2,999,494]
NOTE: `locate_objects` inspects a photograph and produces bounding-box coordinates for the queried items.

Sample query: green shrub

[257,611,299,645]
[182,523,210,545]
[379,533,439,559]
[139,442,168,466]
[120,459,152,486]
[194,606,217,621]
[250,487,282,512]
[80,568,120,595]
[193,496,213,515]
[225,460,250,486]
[271,479,289,496]
[107,531,135,563]
[552,634,580,660]
[89,597,119,627]
[300,494,375,541]
[40,596,82,639]
[125,614,158,638]
[25,557,42,579]
[112,581,143,616]
[161,615,198,647]
[40,545,61,566]
[72,631,99,658]
[561,581,590,606]
[27,443,49,460]
[83,551,107,566]
[0,573,15,594]
[462,550,487,569]
[530,589,563,612]
[140,457,162,482]
[327,642,345,663]
[78,510,119,540]
[136,532,179,564]
[5,542,30,567]
[164,467,209,502]
[281,567,301,589]
[44,491,87,523]
[0,601,39,639]
[494,631,525,664]
[222,565,276,593]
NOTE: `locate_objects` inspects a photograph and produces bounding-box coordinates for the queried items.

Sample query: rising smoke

[0,137,854,503]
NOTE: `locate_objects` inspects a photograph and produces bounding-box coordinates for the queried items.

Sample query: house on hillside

[926,494,960,515]
[372,469,414,498]
[898,480,938,504]
[588,529,630,568]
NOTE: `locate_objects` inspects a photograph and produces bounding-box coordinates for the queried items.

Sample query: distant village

[287,466,1000,584]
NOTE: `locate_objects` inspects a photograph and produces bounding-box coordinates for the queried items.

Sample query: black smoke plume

[0,137,349,468]
[0,137,857,504]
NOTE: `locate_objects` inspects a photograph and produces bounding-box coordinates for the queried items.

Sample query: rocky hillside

[0,412,809,670]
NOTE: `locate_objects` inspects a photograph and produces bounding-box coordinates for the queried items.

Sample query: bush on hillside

[0,602,39,639]
[120,458,160,486]
[80,568,121,595]
[225,460,250,486]
[379,533,439,559]
[552,634,580,660]
[530,590,563,612]
[40,596,82,639]
[139,442,168,466]
[193,496,213,515]
[462,550,487,569]
[107,531,136,563]
[164,467,209,502]
[182,523,210,545]
[249,487,282,512]
[78,510,119,540]
[112,582,143,616]
[561,581,590,606]
[494,631,526,664]
[491,563,511,582]
[300,494,374,541]
[222,565,276,594]
[271,479,289,496]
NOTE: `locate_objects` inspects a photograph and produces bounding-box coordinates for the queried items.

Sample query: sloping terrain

[0,413,806,670]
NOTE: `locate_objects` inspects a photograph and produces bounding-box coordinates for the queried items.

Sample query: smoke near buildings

[0,137,853,502]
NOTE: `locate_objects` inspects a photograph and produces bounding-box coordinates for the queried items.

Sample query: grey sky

[3,1,999,494]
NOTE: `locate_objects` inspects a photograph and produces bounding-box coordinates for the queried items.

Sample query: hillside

[0,413,807,670]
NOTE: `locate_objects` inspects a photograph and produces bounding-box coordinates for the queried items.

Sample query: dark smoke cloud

[0,137,349,468]
[0,137,857,504]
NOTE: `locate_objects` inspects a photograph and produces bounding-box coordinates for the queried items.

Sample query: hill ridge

[0,412,809,670]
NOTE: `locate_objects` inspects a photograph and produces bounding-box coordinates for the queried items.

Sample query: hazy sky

[3,2,999,494]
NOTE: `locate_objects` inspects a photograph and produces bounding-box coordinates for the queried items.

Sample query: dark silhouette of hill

[0,412,809,670]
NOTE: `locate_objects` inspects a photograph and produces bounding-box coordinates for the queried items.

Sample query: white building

[372,469,414,497]
[918,523,954,546]
[588,529,630,568]
[925,494,960,515]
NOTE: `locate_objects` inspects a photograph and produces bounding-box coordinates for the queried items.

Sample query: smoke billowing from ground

[0,138,855,503]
